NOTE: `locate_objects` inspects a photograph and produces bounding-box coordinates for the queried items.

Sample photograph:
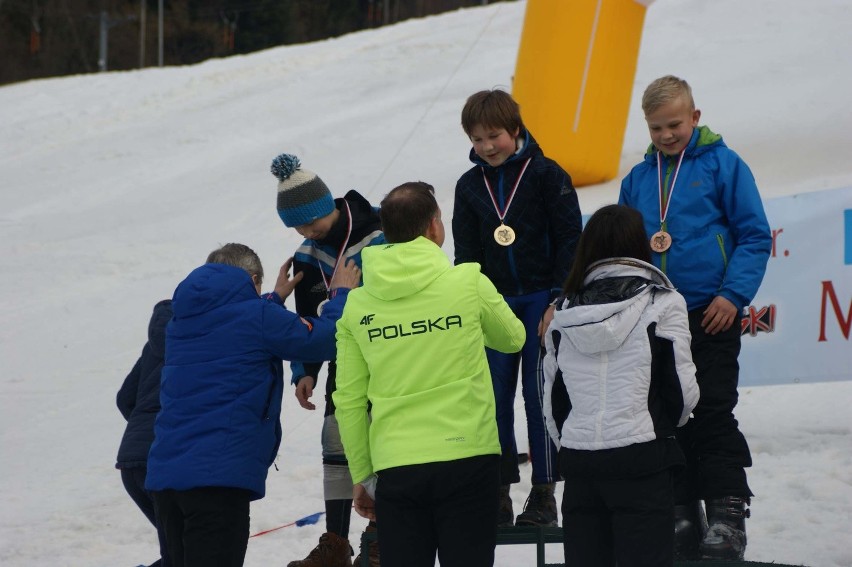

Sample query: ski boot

[700,496,750,560]
[673,500,708,560]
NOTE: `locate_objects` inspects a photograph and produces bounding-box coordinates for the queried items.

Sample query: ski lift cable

[369,3,503,193]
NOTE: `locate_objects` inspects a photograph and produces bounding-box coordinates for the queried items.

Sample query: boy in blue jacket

[619,75,772,561]
[146,243,360,567]
[453,89,582,527]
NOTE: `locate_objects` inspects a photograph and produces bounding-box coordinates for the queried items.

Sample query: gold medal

[482,158,531,249]
[494,224,516,246]
[650,230,672,253]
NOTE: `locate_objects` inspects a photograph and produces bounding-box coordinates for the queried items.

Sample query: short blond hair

[642,75,695,115]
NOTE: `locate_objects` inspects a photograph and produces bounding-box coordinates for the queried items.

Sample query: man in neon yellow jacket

[333,181,526,567]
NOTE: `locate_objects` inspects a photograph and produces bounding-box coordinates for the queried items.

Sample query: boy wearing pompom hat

[271,154,385,567]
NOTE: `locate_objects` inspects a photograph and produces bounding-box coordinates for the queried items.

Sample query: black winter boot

[673,500,708,560]
[515,483,558,527]
[497,485,514,527]
[700,496,750,560]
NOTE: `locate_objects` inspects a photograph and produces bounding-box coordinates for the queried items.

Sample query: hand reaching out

[273,257,303,301]
[295,376,316,410]
[330,258,361,290]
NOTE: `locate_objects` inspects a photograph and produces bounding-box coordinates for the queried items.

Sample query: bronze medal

[652,150,684,256]
[494,224,516,246]
[650,230,672,253]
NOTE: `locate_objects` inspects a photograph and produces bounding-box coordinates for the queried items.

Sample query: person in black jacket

[116,299,172,567]
[453,89,582,527]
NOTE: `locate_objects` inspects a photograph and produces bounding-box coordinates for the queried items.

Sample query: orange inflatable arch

[513,0,654,187]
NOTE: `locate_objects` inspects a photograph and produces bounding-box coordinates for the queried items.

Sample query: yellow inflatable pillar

[513,0,653,187]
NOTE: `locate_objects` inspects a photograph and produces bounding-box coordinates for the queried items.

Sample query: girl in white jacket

[543,204,699,567]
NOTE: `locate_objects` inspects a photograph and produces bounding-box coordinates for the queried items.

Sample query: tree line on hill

[0,0,504,86]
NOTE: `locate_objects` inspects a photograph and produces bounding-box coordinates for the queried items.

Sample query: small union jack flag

[741,305,776,337]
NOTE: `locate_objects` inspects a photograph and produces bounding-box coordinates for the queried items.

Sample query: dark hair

[379,182,438,243]
[206,243,264,284]
[561,205,652,295]
[461,89,524,136]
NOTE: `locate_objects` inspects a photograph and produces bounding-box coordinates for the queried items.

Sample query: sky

[1,1,851,566]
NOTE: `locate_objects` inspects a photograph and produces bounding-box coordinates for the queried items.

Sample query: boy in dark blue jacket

[146,243,360,567]
[453,89,582,527]
[619,75,771,561]
[116,299,173,567]
[270,154,385,567]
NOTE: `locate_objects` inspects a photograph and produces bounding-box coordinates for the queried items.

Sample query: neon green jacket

[333,237,526,483]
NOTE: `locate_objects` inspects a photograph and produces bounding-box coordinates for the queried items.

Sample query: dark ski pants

[152,487,250,567]
[675,309,753,502]
[487,289,559,485]
[560,463,675,567]
[120,467,170,567]
[375,454,499,567]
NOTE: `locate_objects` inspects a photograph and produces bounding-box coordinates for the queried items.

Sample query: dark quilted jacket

[453,129,582,298]
[116,299,172,468]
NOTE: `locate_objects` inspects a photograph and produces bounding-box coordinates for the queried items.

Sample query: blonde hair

[642,75,695,115]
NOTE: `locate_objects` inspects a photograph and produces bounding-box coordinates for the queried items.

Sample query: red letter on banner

[818,281,852,341]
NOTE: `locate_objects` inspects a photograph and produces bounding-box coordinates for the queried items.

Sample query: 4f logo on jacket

[360,314,375,325]
[366,315,462,342]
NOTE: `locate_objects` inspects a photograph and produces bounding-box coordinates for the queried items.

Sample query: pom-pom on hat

[271,154,335,228]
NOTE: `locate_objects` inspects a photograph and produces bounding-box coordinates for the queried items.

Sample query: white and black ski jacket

[543,258,699,476]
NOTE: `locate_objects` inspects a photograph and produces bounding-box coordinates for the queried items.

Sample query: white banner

[739,186,852,385]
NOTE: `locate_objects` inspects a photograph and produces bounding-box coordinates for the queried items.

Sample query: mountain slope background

[1,1,850,566]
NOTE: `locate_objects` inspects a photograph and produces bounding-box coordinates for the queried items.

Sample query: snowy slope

[1,1,851,566]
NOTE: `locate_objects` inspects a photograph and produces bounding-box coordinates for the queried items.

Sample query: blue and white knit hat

[271,154,335,228]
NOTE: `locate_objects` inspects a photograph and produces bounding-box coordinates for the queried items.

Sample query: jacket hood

[644,125,725,161]
[468,128,543,169]
[360,237,450,301]
[317,189,379,246]
[171,264,258,319]
[552,259,674,354]
[147,299,173,359]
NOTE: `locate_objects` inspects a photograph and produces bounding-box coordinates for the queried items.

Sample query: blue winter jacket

[145,263,348,500]
[453,129,582,298]
[116,299,172,468]
[619,126,771,312]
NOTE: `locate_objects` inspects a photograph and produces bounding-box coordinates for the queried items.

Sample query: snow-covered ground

[1,1,850,566]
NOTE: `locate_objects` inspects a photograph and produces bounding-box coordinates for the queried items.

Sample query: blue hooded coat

[145,263,347,500]
[619,126,771,311]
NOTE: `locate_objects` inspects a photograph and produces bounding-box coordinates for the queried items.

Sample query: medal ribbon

[656,150,686,230]
[319,201,353,292]
[481,157,532,224]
